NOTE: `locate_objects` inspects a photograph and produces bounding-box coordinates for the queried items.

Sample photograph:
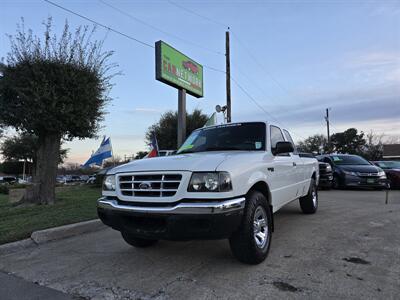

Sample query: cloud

[274,83,400,124]
[348,52,400,69]
[342,51,400,85]
[235,79,400,142]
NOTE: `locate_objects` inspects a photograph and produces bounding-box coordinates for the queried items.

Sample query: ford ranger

[97,122,319,264]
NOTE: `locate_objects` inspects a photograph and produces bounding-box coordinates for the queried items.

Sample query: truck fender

[245,178,274,232]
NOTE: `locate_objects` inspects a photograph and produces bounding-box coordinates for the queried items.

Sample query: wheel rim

[253,206,268,249]
[312,187,317,207]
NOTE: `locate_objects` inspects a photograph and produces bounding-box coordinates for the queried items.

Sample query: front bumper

[318,174,333,188]
[97,197,245,214]
[343,176,389,188]
[97,197,245,240]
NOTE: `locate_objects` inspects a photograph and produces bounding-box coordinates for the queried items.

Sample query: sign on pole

[155,41,204,98]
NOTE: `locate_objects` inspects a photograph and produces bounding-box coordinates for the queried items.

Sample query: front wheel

[121,232,158,248]
[299,178,318,214]
[229,191,272,265]
[332,175,341,189]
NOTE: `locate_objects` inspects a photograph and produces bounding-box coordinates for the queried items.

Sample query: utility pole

[226,30,231,123]
[325,108,330,143]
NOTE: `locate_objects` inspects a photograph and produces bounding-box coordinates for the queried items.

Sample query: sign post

[155,41,203,147]
[178,89,186,147]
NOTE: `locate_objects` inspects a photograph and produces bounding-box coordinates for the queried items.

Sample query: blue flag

[83,137,113,167]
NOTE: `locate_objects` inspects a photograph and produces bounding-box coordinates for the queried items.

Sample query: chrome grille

[118,174,182,197]
[357,172,379,177]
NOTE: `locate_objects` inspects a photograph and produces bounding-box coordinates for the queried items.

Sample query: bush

[0,185,9,194]
[10,183,29,189]
[95,174,104,188]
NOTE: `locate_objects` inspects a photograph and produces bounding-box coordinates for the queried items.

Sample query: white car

[98,122,319,264]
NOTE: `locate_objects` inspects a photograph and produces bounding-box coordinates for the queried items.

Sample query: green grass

[0,185,101,245]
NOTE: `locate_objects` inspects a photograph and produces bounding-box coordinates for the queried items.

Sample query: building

[383,144,400,160]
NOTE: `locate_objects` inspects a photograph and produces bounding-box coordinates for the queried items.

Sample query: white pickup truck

[98,122,319,264]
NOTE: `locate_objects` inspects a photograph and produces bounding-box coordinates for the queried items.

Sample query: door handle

[267,167,275,172]
[293,162,297,167]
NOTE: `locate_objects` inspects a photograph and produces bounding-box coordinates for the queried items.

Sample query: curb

[0,219,105,256]
[31,219,105,244]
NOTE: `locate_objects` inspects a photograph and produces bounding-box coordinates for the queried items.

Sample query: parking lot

[0,190,399,299]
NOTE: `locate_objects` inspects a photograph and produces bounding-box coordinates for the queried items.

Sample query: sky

[1,0,399,164]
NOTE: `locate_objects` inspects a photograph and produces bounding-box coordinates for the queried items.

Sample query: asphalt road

[0,190,399,299]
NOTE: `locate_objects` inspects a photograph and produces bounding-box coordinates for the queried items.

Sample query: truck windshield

[177,122,266,154]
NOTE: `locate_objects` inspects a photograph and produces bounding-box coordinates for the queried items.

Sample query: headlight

[188,172,232,192]
[343,170,357,176]
[326,165,332,172]
[377,171,386,178]
[103,175,116,191]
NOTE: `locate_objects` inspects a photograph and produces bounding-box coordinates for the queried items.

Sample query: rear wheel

[299,178,318,214]
[121,232,158,248]
[229,191,272,265]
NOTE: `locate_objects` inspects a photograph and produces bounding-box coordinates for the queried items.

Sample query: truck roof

[202,121,288,132]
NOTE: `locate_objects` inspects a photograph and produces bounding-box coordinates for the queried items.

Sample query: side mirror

[273,141,294,155]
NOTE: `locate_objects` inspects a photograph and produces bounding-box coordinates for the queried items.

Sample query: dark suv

[317,154,389,190]
[299,153,333,189]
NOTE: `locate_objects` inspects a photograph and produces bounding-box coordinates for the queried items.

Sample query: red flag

[145,135,159,158]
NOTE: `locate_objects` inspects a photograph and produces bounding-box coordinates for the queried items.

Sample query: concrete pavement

[0,271,76,300]
[0,190,399,299]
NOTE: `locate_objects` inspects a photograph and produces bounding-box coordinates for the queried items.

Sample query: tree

[1,160,34,176]
[362,131,384,160]
[297,134,329,154]
[102,156,128,168]
[0,19,115,204]
[331,128,366,155]
[135,151,148,159]
[145,109,208,150]
[1,133,38,163]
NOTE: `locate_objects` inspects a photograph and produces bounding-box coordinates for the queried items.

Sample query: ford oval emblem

[139,182,151,190]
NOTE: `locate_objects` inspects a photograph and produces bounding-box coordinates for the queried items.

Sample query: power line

[203,64,226,74]
[205,65,306,139]
[46,0,305,139]
[45,0,227,75]
[231,61,284,108]
[167,0,229,29]
[230,76,304,138]
[98,0,224,56]
[230,31,294,98]
[164,1,307,137]
[44,0,154,49]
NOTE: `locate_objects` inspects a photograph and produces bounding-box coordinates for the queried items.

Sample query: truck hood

[108,152,231,174]
[339,165,380,173]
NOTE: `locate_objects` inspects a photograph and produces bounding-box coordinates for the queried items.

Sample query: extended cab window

[177,122,266,154]
[270,125,285,153]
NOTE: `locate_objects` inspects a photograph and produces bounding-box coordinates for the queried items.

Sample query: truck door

[269,126,297,208]
[283,129,304,197]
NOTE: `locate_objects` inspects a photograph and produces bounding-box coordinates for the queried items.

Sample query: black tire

[332,174,341,189]
[121,232,158,248]
[229,191,272,265]
[299,178,318,214]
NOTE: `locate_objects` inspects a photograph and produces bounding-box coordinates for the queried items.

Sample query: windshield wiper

[177,150,195,154]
